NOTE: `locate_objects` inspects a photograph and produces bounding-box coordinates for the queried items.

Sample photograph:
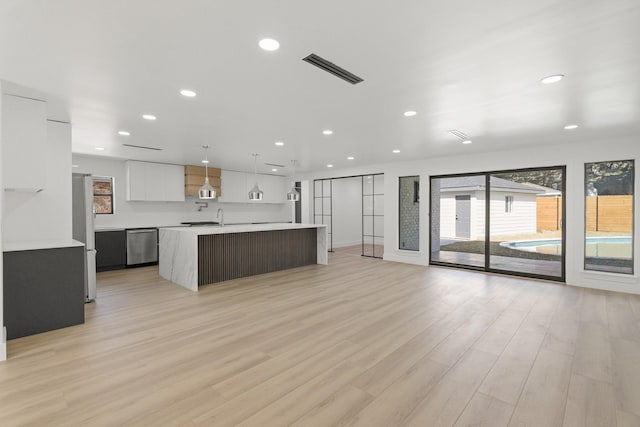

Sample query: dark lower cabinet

[3,246,85,340]
[96,230,126,271]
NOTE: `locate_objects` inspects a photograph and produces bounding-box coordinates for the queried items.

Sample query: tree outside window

[93,177,114,214]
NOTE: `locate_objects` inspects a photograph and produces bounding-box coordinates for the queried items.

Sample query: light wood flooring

[2,252,640,426]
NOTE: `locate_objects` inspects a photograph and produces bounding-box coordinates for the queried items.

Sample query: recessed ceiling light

[564,124,579,130]
[541,74,564,84]
[327,164,334,168]
[392,149,400,153]
[404,111,417,117]
[180,89,197,97]
[462,140,473,144]
[271,168,278,172]
[72,164,79,168]
[259,38,280,51]
[201,159,209,164]
[347,156,355,160]
[118,130,130,136]
[142,114,157,121]
[323,130,333,135]
[275,141,284,146]
[95,147,105,151]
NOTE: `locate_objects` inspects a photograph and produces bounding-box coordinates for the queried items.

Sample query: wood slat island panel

[198,228,318,285]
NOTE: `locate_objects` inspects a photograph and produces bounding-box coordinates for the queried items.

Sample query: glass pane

[373,195,384,215]
[430,175,486,268]
[323,196,331,215]
[363,195,374,215]
[363,235,374,257]
[374,236,384,258]
[399,176,420,251]
[363,175,374,195]
[323,179,331,196]
[93,179,112,195]
[314,198,323,215]
[363,215,373,235]
[373,216,384,237]
[94,195,113,214]
[488,168,564,278]
[314,215,323,225]
[373,174,384,194]
[314,180,322,196]
[585,160,634,274]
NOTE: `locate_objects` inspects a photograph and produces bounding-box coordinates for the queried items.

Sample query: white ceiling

[1,0,639,174]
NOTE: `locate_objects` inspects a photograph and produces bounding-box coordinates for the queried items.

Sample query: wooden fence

[537,195,633,232]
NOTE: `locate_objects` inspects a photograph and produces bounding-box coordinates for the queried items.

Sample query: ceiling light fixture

[95,147,105,151]
[249,153,264,200]
[142,114,157,120]
[323,130,333,135]
[327,164,334,168]
[541,74,564,84]
[392,149,400,153]
[347,156,355,160]
[275,141,284,146]
[72,164,79,168]
[259,38,280,51]
[198,145,216,199]
[287,160,300,202]
[180,89,197,97]
[404,111,417,117]
[564,124,579,130]
[118,131,130,136]
[271,168,278,172]
[462,140,473,144]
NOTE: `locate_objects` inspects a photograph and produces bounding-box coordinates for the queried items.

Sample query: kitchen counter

[159,223,328,291]
[3,239,85,252]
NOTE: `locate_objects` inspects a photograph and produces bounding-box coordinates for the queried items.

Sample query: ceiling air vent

[264,162,285,168]
[122,144,163,151]
[448,130,469,140]
[302,53,364,85]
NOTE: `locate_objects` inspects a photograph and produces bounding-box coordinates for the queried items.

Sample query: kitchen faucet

[216,208,224,226]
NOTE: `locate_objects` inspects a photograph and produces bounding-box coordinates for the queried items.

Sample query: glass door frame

[429,166,566,282]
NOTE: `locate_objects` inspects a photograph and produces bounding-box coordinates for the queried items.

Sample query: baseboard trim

[1,327,7,361]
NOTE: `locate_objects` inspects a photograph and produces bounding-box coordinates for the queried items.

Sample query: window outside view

[431,167,565,280]
[584,160,634,274]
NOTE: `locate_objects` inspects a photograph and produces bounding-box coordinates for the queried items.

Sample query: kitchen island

[159,223,328,291]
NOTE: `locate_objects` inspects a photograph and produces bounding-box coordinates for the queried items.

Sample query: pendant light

[286,160,300,202]
[248,153,264,200]
[198,145,216,199]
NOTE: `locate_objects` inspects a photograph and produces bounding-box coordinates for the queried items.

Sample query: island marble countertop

[160,223,326,236]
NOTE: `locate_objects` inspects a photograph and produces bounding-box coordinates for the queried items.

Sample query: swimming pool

[501,236,632,258]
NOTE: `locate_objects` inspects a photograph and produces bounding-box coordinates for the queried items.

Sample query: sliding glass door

[430,167,565,281]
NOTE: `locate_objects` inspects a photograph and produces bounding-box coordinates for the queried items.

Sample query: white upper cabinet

[221,170,287,204]
[2,94,47,191]
[126,161,185,202]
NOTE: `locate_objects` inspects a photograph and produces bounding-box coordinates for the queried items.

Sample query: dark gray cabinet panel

[3,246,85,340]
[96,230,126,271]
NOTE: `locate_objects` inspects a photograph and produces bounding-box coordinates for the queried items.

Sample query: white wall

[299,136,640,294]
[331,177,363,248]
[2,121,72,244]
[72,155,292,228]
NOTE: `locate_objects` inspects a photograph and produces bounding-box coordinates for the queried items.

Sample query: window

[399,176,420,251]
[505,195,514,213]
[584,160,634,274]
[93,177,114,214]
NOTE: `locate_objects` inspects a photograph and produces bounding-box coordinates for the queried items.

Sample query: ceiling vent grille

[302,53,364,85]
[264,162,285,168]
[448,129,470,141]
[122,143,163,151]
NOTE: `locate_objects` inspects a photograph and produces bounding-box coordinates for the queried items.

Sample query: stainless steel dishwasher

[126,228,158,266]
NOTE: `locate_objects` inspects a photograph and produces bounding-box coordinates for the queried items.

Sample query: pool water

[502,236,632,258]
